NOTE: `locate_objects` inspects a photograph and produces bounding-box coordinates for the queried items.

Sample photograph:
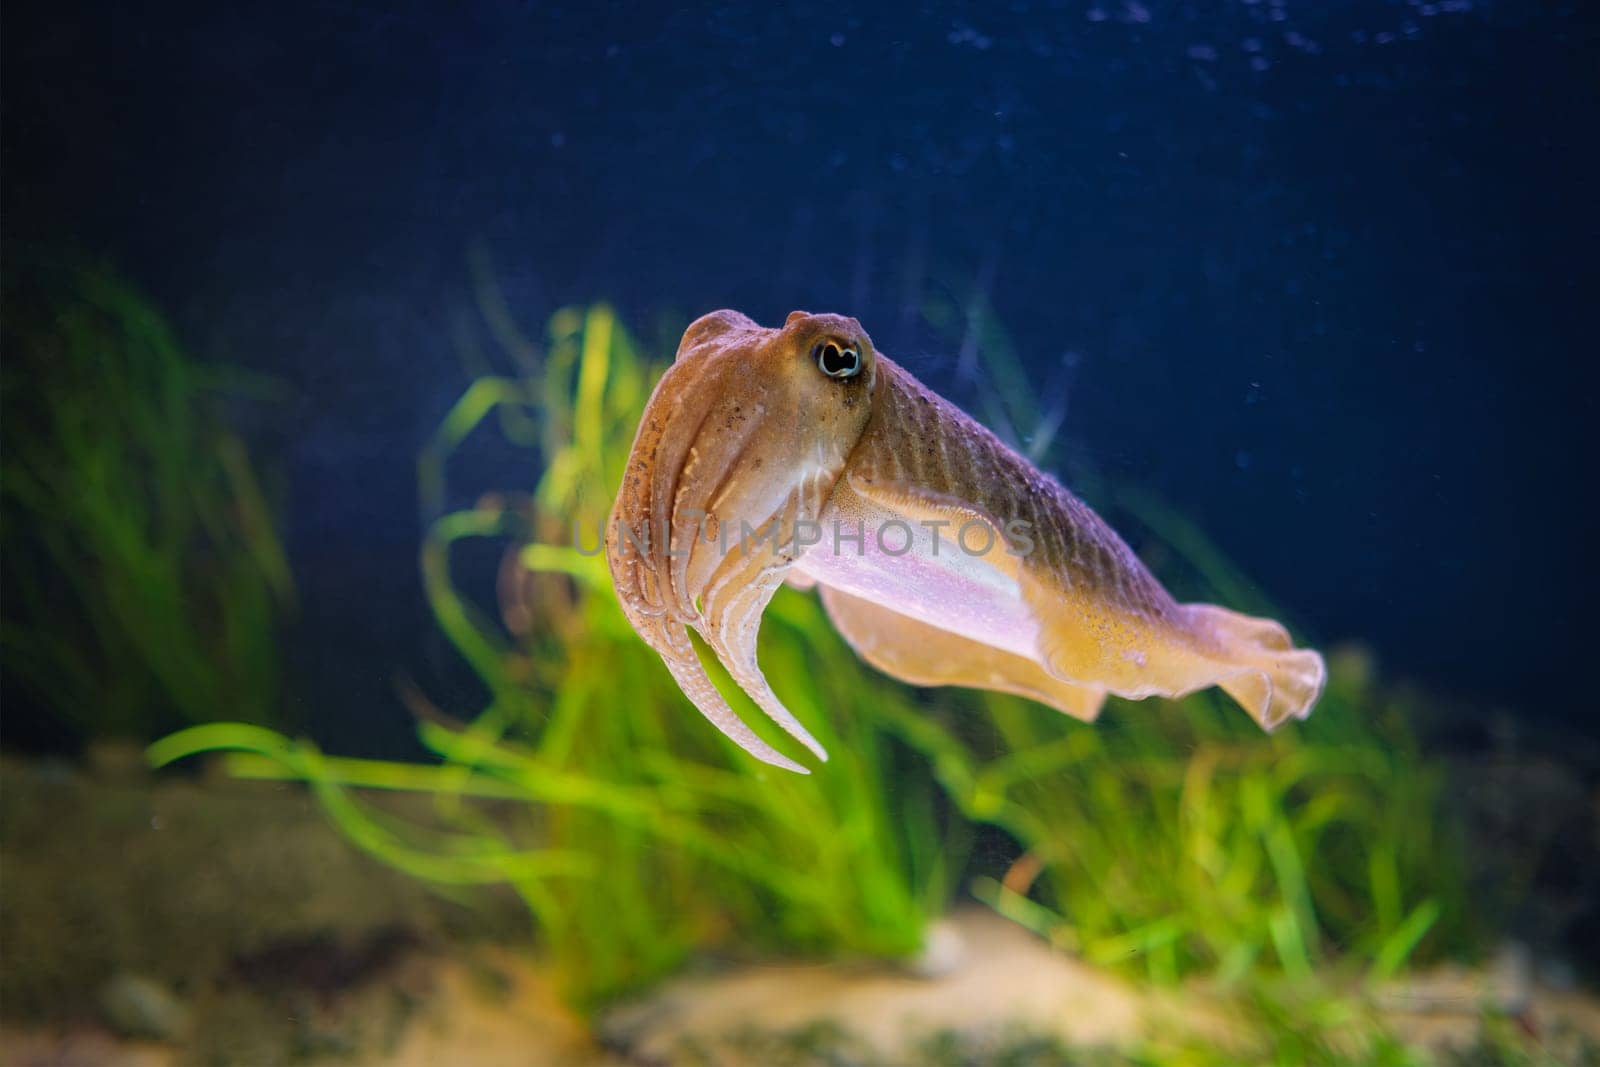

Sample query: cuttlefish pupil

[814,338,861,378]
[606,309,1326,774]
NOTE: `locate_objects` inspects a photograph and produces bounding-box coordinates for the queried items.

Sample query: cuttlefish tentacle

[683,440,852,763]
[694,498,828,762]
[668,409,764,618]
[654,620,807,773]
[613,473,815,774]
[607,309,1325,772]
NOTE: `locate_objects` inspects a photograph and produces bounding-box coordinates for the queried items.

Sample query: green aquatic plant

[876,582,1468,989]
[151,274,1474,1035]
[905,282,1474,987]
[1,260,294,739]
[154,290,959,1011]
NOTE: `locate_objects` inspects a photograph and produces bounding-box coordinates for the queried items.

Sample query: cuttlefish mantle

[605,309,1326,773]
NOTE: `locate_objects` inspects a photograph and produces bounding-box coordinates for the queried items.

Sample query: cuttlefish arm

[608,309,1325,773]
[606,310,875,772]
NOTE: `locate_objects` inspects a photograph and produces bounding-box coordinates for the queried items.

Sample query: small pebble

[99,973,192,1040]
[909,918,965,979]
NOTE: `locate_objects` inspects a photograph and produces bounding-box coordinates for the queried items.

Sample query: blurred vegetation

[901,284,1475,984]
[671,1007,1596,1067]
[150,268,1485,1056]
[153,288,957,1013]
[1,260,294,740]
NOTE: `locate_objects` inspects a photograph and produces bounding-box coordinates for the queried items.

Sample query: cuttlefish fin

[636,614,810,774]
[1183,604,1325,729]
[1020,573,1326,730]
[818,584,1106,721]
[848,474,1324,729]
[828,476,1100,719]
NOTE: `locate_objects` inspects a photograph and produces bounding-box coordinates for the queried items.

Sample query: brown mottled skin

[607,310,1326,772]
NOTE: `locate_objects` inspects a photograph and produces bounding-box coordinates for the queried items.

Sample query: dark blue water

[5,1,1594,752]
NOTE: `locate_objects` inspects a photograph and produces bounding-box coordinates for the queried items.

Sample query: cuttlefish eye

[813,338,861,379]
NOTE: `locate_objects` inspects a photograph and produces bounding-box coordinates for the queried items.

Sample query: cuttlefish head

[605,309,880,770]
[677,307,877,426]
[609,308,878,631]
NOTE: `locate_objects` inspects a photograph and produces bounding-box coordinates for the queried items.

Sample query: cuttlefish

[605,310,1326,773]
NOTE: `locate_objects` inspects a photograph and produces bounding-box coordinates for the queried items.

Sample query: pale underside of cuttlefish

[605,310,1326,773]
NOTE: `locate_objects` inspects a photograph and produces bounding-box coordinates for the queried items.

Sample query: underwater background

[2,2,1597,1064]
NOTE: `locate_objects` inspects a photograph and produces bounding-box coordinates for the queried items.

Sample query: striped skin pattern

[606,310,1326,773]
